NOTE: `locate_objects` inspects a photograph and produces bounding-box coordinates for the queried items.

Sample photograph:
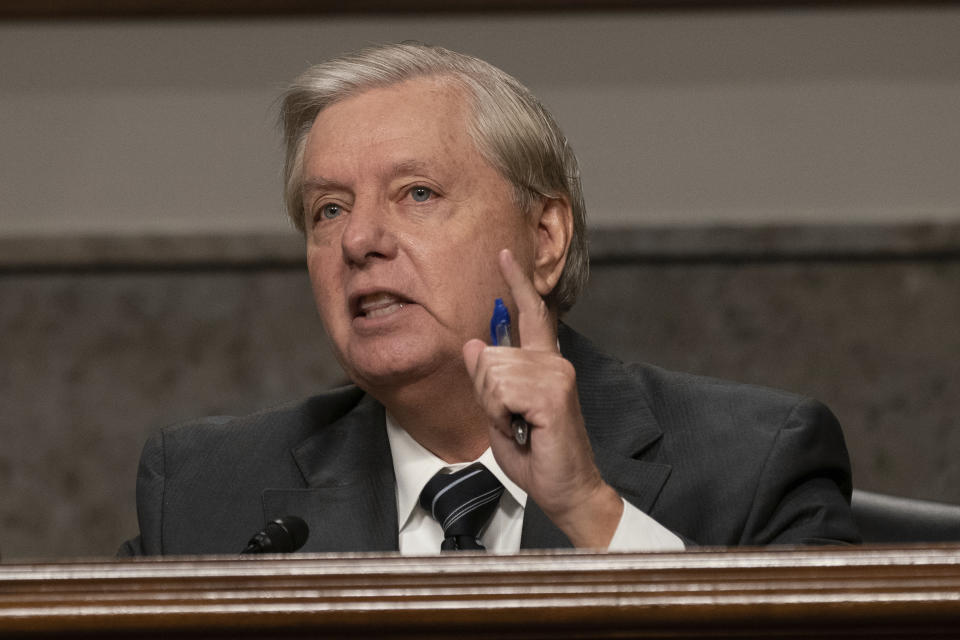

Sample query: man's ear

[532,196,573,298]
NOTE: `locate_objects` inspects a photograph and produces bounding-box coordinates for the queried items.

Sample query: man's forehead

[302,81,485,182]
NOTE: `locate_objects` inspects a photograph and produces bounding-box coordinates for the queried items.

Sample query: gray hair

[279,42,588,313]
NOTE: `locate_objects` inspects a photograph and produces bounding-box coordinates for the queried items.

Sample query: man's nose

[340,199,398,266]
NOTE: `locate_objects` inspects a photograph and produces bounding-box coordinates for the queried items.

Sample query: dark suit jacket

[119,324,859,555]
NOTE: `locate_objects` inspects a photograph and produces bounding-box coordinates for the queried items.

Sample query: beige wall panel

[2,7,960,235]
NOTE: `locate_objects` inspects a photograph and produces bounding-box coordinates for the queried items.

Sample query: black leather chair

[851,489,960,543]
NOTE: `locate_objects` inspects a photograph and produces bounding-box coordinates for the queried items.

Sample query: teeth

[358,292,407,318]
[366,302,404,319]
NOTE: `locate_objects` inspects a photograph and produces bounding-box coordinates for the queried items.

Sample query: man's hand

[462,249,623,548]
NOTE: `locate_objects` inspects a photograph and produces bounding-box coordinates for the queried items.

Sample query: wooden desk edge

[2,544,959,637]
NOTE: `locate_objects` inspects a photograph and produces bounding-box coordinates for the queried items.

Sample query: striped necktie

[419,462,505,551]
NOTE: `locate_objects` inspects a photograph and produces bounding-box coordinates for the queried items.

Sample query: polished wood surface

[2,545,959,637]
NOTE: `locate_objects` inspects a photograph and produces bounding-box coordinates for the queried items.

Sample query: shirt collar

[385,412,527,531]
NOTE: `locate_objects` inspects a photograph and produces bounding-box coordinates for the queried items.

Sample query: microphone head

[268,516,309,552]
[243,515,309,554]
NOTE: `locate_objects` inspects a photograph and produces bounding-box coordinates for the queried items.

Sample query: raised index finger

[498,248,557,353]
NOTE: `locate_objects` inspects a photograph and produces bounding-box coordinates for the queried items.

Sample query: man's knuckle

[488,376,508,401]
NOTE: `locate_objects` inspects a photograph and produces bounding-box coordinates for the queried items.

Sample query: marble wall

[1,226,958,560]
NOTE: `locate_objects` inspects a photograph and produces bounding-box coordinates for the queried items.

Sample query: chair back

[851,490,960,543]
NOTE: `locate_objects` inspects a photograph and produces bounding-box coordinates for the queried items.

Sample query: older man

[120,43,858,555]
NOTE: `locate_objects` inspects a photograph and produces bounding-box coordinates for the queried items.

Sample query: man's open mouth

[354,292,411,319]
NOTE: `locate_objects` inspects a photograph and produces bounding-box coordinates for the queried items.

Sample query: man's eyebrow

[302,177,348,193]
[389,159,432,178]
[302,161,436,195]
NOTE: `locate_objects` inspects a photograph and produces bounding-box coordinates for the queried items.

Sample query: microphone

[241,516,309,554]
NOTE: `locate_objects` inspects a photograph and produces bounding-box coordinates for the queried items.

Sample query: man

[119,43,858,555]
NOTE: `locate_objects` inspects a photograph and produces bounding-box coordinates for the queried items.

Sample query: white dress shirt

[386,414,684,553]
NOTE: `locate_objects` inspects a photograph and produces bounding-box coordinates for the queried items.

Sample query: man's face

[301,77,537,394]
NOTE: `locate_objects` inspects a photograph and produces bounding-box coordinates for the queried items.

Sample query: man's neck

[372,365,491,463]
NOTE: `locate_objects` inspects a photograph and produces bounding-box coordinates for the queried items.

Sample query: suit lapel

[262,393,399,552]
[520,325,673,550]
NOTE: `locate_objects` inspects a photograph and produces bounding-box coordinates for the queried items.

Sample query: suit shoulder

[635,361,838,443]
[561,322,824,437]
[631,361,804,410]
[157,385,366,453]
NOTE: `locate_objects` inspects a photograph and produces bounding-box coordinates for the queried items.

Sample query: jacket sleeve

[741,397,861,545]
[116,430,166,556]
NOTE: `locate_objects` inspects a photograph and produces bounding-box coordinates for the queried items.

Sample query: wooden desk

[2,544,959,638]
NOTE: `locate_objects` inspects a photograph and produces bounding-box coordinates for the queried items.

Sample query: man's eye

[409,186,433,203]
[319,203,342,220]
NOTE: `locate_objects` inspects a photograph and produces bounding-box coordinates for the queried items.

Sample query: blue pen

[490,298,530,446]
